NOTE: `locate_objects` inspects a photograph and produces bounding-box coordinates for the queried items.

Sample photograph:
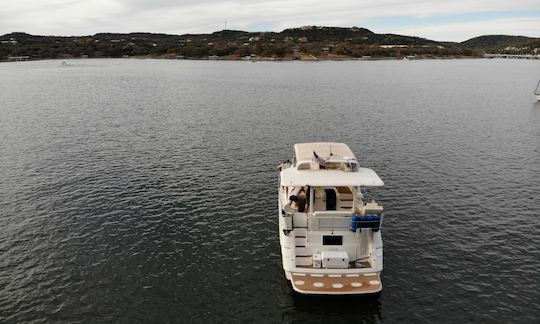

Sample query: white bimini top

[280,167,384,187]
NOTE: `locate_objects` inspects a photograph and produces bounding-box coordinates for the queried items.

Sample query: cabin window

[325,189,336,210]
[323,236,343,245]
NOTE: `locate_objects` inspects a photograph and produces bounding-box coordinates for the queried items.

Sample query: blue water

[0,59,539,323]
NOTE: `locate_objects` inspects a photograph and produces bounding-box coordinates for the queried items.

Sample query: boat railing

[350,214,384,232]
[312,211,352,217]
[308,211,384,231]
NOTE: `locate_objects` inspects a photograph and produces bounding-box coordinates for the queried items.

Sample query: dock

[484,54,539,60]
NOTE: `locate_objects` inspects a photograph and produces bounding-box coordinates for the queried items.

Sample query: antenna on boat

[329,144,333,157]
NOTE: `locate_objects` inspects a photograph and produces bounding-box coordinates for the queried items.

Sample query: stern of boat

[289,272,382,295]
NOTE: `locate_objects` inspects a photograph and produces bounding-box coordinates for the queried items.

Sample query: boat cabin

[280,143,383,218]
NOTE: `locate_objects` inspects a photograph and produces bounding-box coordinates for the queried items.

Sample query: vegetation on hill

[458,35,540,53]
[1,26,538,61]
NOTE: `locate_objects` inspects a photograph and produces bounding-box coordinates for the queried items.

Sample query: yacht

[535,80,540,101]
[277,142,385,295]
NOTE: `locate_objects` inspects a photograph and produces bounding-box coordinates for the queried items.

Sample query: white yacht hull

[277,143,385,295]
[278,212,384,295]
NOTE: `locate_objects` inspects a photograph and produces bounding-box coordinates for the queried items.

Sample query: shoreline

[1,55,483,63]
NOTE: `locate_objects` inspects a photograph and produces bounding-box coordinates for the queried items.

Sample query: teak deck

[290,272,381,294]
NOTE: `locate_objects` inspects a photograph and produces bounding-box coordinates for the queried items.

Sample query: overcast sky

[1,0,539,41]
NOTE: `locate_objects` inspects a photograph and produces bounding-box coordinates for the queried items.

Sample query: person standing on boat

[276,159,291,171]
[290,187,309,212]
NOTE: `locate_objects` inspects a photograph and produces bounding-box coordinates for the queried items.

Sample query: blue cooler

[351,215,361,232]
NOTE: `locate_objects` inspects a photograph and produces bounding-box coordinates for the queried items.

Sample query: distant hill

[459,35,540,51]
[78,27,436,46]
[1,26,538,61]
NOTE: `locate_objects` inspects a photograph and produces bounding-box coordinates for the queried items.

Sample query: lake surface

[0,59,539,323]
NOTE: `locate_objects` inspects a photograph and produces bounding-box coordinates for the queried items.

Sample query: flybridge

[293,142,359,171]
[283,142,384,187]
[294,142,356,162]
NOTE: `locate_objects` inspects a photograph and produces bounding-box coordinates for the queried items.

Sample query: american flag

[313,151,327,167]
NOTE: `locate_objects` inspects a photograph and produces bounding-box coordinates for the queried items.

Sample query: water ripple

[0,59,539,323]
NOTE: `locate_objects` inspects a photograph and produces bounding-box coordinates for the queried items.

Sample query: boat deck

[297,260,371,269]
[290,272,381,294]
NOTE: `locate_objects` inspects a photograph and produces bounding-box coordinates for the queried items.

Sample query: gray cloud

[1,0,539,40]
